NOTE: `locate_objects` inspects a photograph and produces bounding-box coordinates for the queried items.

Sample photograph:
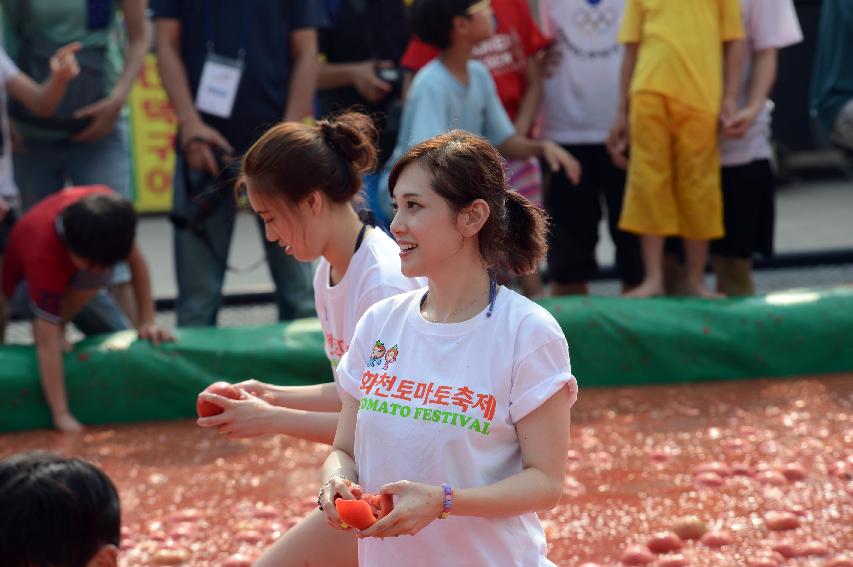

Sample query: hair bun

[317,113,379,175]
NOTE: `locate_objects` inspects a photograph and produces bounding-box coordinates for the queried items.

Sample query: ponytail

[499,190,548,274]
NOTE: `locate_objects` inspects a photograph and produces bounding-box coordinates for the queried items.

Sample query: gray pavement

[4,176,852,344]
[136,176,853,300]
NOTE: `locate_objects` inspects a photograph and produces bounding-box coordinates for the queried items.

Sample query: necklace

[419,289,489,323]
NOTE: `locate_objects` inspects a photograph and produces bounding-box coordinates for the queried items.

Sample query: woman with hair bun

[319,130,578,566]
[199,112,423,565]
[198,111,423,441]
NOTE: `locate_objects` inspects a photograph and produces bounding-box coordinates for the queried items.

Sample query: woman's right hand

[320,476,363,530]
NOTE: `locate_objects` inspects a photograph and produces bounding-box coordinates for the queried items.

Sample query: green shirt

[1,0,125,141]
[810,0,853,132]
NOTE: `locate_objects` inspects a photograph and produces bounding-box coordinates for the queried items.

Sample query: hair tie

[319,122,341,155]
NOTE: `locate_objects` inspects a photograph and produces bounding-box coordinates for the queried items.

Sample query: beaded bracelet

[439,483,453,519]
[317,475,349,510]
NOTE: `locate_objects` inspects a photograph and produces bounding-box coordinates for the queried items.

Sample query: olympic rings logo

[572,6,618,34]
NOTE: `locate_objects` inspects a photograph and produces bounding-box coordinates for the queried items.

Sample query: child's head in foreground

[0,451,121,567]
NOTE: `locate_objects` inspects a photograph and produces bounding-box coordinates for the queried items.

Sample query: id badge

[195,54,244,119]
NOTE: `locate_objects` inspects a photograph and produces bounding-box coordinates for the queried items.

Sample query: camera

[376,66,405,99]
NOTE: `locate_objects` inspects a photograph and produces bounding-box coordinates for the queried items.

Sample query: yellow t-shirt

[619,0,744,115]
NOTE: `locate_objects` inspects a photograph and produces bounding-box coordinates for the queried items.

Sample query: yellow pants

[619,92,723,240]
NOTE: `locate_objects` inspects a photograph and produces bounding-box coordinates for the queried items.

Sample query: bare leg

[662,254,690,296]
[624,235,665,297]
[683,239,724,298]
[254,508,358,567]
[551,281,589,296]
[711,255,754,296]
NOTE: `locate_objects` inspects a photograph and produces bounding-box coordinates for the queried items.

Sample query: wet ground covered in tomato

[1,374,851,566]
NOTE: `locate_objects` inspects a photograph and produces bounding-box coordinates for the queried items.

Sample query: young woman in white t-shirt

[196,113,422,567]
[318,130,578,567]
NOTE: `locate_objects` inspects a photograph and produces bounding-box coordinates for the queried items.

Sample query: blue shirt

[151,0,326,154]
[389,59,516,164]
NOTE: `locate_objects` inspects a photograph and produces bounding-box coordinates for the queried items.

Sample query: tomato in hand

[336,499,377,530]
[196,381,242,417]
[336,491,394,530]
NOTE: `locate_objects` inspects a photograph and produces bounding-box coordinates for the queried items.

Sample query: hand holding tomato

[231,378,280,405]
[357,480,445,539]
[196,386,283,439]
[322,481,394,531]
[196,381,242,418]
[319,476,362,530]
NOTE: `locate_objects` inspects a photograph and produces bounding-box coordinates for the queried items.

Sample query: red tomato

[647,531,684,553]
[361,492,394,519]
[196,382,242,417]
[336,499,377,530]
[620,545,656,565]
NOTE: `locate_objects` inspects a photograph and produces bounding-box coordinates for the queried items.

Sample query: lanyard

[204,0,251,61]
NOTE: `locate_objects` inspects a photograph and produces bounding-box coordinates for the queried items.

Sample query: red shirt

[400,0,550,121]
[1,186,113,323]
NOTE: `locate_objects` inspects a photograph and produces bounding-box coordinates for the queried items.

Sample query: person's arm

[155,18,232,175]
[606,42,638,169]
[284,28,319,122]
[234,379,343,412]
[72,0,151,142]
[498,135,580,184]
[357,386,573,537]
[720,38,746,127]
[196,390,341,444]
[33,318,70,418]
[319,394,362,527]
[723,48,777,138]
[514,54,545,137]
[318,60,393,104]
[5,43,81,117]
[127,243,173,344]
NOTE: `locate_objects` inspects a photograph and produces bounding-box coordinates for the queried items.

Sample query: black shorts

[711,159,775,258]
[544,144,643,285]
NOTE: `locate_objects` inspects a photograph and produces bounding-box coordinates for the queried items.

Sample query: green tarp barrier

[2,287,852,432]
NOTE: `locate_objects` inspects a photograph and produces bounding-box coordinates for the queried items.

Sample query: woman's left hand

[196,391,279,439]
[357,480,445,539]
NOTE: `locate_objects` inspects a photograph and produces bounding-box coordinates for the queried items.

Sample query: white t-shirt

[338,287,579,567]
[720,0,802,167]
[540,0,625,145]
[0,47,21,199]
[314,227,424,387]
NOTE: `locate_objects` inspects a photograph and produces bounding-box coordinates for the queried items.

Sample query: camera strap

[176,159,268,274]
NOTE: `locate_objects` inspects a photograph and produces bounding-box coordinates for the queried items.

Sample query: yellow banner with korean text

[128,54,176,213]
